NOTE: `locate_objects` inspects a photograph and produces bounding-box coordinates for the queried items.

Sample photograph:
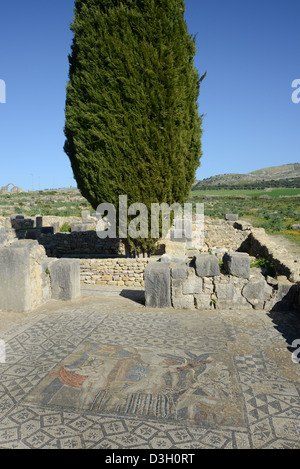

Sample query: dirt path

[268,233,300,259]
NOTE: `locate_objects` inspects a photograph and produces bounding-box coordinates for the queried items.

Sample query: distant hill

[194,163,300,190]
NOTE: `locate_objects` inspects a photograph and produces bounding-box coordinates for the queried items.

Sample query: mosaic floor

[0,288,300,449]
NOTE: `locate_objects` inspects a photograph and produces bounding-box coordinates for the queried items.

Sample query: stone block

[49,259,81,301]
[36,216,43,228]
[215,282,252,310]
[172,295,195,310]
[225,214,239,221]
[194,293,213,310]
[81,210,90,220]
[182,276,203,295]
[223,251,251,279]
[215,283,235,300]
[0,241,36,312]
[144,262,171,308]
[270,279,298,311]
[11,218,34,229]
[195,254,220,277]
[160,254,188,264]
[171,262,188,280]
[242,279,272,302]
[71,223,93,232]
[41,227,54,235]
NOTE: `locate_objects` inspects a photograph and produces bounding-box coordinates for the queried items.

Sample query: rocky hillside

[194,163,300,189]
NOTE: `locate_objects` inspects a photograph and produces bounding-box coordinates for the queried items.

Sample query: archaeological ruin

[0,208,299,314]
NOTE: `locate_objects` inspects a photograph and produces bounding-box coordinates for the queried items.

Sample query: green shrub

[60,222,71,233]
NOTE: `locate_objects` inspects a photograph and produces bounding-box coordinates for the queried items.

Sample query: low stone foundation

[80,258,154,287]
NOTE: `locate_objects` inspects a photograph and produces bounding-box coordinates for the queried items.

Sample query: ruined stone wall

[236,226,300,283]
[80,258,154,287]
[145,252,299,313]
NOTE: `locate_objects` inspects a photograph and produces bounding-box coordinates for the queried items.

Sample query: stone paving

[0,286,300,449]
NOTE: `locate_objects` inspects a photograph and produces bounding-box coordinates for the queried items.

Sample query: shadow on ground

[119,289,145,305]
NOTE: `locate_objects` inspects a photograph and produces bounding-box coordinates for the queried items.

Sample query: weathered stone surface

[194,293,213,310]
[225,214,239,221]
[160,254,188,264]
[36,216,43,228]
[71,223,94,232]
[215,283,235,301]
[223,251,251,279]
[172,294,195,310]
[214,280,252,310]
[0,242,32,311]
[11,218,34,229]
[171,262,188,280]
[242,279,273,306]
[144,262,171,308]
[0,226,7,246]
[195,254,220,277]
[182,276,203,295]
[49,259,81,301]
[270,278,298,311]
[0,240,47,312]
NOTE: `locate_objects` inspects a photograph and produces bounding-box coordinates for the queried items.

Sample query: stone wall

[80,258,154,287]
[14,230,124,258]
[0,240,81,312]
[237,226,300,283]
[145,252,299,312]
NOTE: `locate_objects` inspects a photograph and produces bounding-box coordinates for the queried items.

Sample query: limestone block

[11,218,34,229]
[215,281,252,310]
[182,276,203,295]
[160,254,188,264]
[225,214,239,221]
[71,223,94,232]
[40,227,54,235]
[194,293,213,310]
[0,240,39,312]
[241,278,273,310]
[81,210,90,220]
[49,259,81,301]
[195,254,220,277]
[171,262,188,280]
[215,283,235,301]
[269,278,298,311]
[0,242,31,311]
[36,216,43,228]
[144,262,171,308]
[172,295,195,310]
[223,251,251,279]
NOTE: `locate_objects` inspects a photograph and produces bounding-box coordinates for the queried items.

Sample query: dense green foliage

[194,177,300,191]
[64,0,203,253]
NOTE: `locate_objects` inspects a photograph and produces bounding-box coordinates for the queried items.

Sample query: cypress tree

[64,0,204,254]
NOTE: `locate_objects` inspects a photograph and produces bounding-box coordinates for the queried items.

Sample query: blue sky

[0,0,299,191]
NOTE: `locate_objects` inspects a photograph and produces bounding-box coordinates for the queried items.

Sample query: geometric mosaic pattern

[0,288,300,449]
